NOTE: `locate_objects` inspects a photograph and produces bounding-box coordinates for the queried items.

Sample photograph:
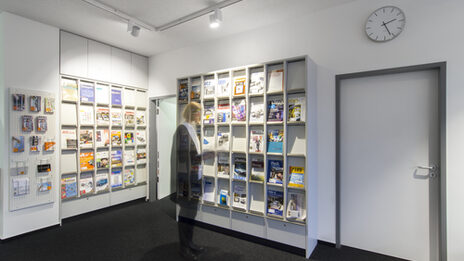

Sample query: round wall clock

[365,6,406,42]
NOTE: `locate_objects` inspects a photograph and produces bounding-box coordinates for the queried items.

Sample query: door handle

[416,164,439,179]
[417,165,437,171]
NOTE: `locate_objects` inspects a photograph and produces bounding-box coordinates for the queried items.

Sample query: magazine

[22,115,33,132]
[219,189,229,206]
[249,100,264,122]
[95,84,109,104]
[217,100,230,123]
[232,99,246,122]
[61,175,78,199]
[217,153,230,176]
[203,178,215,202]
[111,109,122,126]
[79,152,94,171]
[288,166,305,188]
[44,97,55,114]
[267,129,284,153]
[268,69,284,92]
[249,130,264,153]
[178,81,188,102]
[267,98,284,122]
[30,96,41,112]
[288,96,305,122]
[136,111,146,125]
[80,82,95,103]
[217,130,230,151]
[124,150,135,165]
[96,151,110,168]
[12,177,30,196]
[111,130,122,146]
[203,78,216,98]
[191,83,201,100]
[111,150,122,167]
[232,182,246,209]
[80,172,94,196]
[267,189,284,216]
[79,130,94,148]
[36,116,47,132]
[233,155,247,180]
[111,170,123,188]
[217,77,230,97]
[267,159,283,184]
[111,88,122,106]
[203,103,215,124]
[124,168,136,186]
[96,107,110,125]
[30,136,41,152]
[95,129,110,147]
[95,173,109,193]
[61,129,77,149]
[79,105,94,125]
[136,130,146,145]
[125,111,135,126]
[287,190,306,220]
[125,131,135,145]
[12,93,25,111]
[44,139,56,152]
[249,71,265,94]
[250,157,264,182]
[37,176,52,192]
[203,128,215,151]
[62,78,78,102]
[233,77,246,96]
[137,148,147,164]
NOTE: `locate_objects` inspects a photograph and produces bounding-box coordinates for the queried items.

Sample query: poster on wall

[111,88,122,106]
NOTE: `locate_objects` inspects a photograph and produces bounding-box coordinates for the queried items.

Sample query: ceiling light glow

[209,9,222,28]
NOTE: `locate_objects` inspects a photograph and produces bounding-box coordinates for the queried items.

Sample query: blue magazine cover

[267,129,283,153]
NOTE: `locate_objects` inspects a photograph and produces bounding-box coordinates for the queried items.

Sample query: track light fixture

[209,9,222,28]
[127,21,141,37]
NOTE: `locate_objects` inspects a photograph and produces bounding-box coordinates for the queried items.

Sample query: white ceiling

[0,0,355,56]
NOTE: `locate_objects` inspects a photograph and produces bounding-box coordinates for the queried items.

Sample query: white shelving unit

[59,75,149,219]
[176,56,317,258]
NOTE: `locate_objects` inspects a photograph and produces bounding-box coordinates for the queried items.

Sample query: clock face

[365,6,406,42]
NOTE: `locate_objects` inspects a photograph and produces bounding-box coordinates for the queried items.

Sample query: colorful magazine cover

[30,136,41,152]
[61,175,77,199]
[217,131,229,151]
[267,159,283,184]
[267,189,284,216]
[95,173,109,193]
[44,97,55,113]
[136,148,147,164]
[217,77,230,97]
[12,136,25,153]
[111,150,123,167]
[233,77,246,96]
[96,107,110,125]
[203,78,216,98]
[30,96,41,112]
[124,168,136,186]
[96,151,110,168]
[217,100,230,123]
[267,129,284,153]
[217,153,230,176]
[12,93,25,111]
[111,88,122,106]
[178,81,188,102]
[80,172,94,196]
[190,83,201,100]
[287,190,306,220]
[249,130,264,153]
[125,132,135,145]
[79,129,94,148]
[288,166,305,188]
[250,157,265,182]
[203,104,215,124]
[95,129,110,147]
[22,115,33,132]
[233,155,247,180]
[111,130,122,146]
[219,189,229,206]
[36,116,47,132]
[80,152,95,171]
[136,111,146,125]
[232,99,246,122]
[267,98,284,121]
[232,182,246,209]
[62,78,78,102]
[111,109,122,126]
[111,170,123,188]
[80,82,95,102]
[203,178,215,202]
[125,111,135,126]
[136,130,146,145]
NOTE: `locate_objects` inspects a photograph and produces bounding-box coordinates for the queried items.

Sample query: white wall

[0,12,60,238]
[148,0,464,259]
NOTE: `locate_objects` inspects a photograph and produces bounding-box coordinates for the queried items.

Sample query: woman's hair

[182,102,201,122]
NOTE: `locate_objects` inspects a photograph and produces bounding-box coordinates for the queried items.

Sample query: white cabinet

[88,40,111,82]
[111,47,132,86]
[131,54,148,89]
[60,31,88,77]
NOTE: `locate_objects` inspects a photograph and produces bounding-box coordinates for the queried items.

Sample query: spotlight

[209,9,222,28]
[127,21,141,37]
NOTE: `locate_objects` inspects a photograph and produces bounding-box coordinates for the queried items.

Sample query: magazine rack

[59,75,149,219]
[176,56,317,258]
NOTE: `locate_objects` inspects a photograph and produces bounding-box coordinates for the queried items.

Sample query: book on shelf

[233,155,247,180]
[124,150,135,165]
[111,150,122,167]
[61,129,77,149]
[203,103,215,124]
[219,189,229,206]
[95,84,109,104]
[249,130,264,153]
[178,81,188,102]
[79,152,94,171]
[203,78,216,98]
[202,128,215,151]
[217,153,230,176]
[111,109,123,126]
[232,99,246,122]
[267,189,284,216]
[268,69,284,92]
[80,172,94,196]
[203,178,215,202]
[124,168,136,186]
[95,129,110,147]
[111,88,122,106]
[267,98,284,122]
[44,97,55,114]
[217,77,230,97]
[217,100,230,123]
[96,151,109,168]
[232,182,246,209]
[267,129,283,153]
[250,157,265,182]
[250,100,264,122]
[136,130,147,145]
[288,96,305,122]
[233,77,246,96]
[111,169,123,188]
[30,96,41,112]
[267,159,283,184]
[288,166,305,188]
[79,106,94,125]
[217,130,230,151]
[62,78,78,102]
[136,148,147,164]
[125,131,135,145]
[95,173,109,193]
[22,115,33,132]
[287,190,306,220]
[191,83,201,100]
[12,93,25,111]
[61,175,77,199]
[249,71,265,94]
[80,82,95,103]
[79,129,94,148]
[125,111,135,126]
[136,111,146,125]
[111,130,122,146]
[96,107,110,125]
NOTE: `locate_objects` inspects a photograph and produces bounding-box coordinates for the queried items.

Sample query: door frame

[335,62,447,261]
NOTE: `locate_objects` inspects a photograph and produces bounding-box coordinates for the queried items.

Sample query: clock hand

[382,22,392,35]
[384,18,397,25]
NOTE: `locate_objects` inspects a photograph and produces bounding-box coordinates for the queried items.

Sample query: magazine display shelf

[59,75,149,219]
[176,56,317,258]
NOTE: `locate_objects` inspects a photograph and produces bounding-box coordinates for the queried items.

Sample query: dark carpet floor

[0,196,405,261]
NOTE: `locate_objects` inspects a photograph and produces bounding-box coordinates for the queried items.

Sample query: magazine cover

[111,88,122,106]
[125,111,135,126]
[267,98,284,121]
[111,130,122,146]
[44,97,55,114]
[12,93,25,111]
[30,96,41,112]
[249,130,264,153]
[233,77,246,96]
[124,150,135,165]
[217,77,230,97]
[95,84,109,104]
[22,115,33,132]
[30,136,41,152]
[44,139,56,152]
[80,152,95,171]
[217,131,229,151]
[191,83,201,100]
[288,97,305,122]
[124,168,136,186]
[267,159,283,184]
[288,166,305,188]
[219,189,229,206]
[61,129,77,149]
[62,78,78,102]
[111,170,123,188]
[250,157,265,182]
[36,116,47,132]
[111,150,122,167]
[250,100,264,122]
[96,151,110,168]
[249,71,265,94]
[125,132,135,145]
[79,129,94,148]
[95,173,109,193]
[203,178,215,202]
[12,177,30,196]
[217,153,230,176]
[267,189,284,216]
[111,109,123,126]
[96,107,110,125]
[287,190,306,220]
[203,130,215,151]
[203,78,216,98]
[267,69,284,92]
[136,130,146,144]
[267,129,284,153]
[232,182,246,209]
[80,172,94,196]
[137,148,147,164]
[216,100,230,123]
[232,99,246,122]
[95,129,110,147]
[61,175,77,199]
[136,111,146,125]
[12,136,25,153]
[233,155,247,180]
[80,82,95,102]
[203,104,215,124]
[178,81,188,102]
[79,105,94,125]
[37,176,52,192]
